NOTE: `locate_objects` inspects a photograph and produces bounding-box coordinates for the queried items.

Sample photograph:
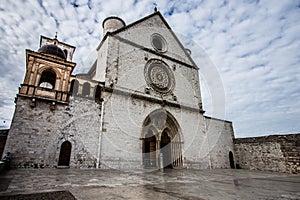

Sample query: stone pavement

[0,168,299,199]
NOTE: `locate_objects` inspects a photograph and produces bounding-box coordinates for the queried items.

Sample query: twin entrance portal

[142,128,183,169]
[141,109,183,169]
[58,109,183,169]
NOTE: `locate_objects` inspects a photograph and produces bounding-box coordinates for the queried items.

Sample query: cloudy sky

[0,0,299,138]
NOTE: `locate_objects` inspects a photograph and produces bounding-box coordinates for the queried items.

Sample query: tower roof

[102,16,126,28]
[38,44,66,60]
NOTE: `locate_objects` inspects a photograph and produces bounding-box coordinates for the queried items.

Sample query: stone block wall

[103,37,202,110]
[98,89,235,170]
[234,134,300,174]
[205,117,235,169]
[4,93,236,170]
[4,96,101,168]
[99,89,208,170]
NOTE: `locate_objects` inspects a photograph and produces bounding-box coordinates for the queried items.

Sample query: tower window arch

[82,82,91,97]
[39,69,56,89]
[63,49,68,59]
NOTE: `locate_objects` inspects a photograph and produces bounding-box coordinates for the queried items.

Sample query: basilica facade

[4,11,235,170]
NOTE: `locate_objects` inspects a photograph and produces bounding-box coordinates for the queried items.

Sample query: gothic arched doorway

[58,141,72,167]
[141,109,183,169]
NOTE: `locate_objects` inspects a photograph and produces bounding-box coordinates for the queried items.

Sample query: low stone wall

[234,133,300,174]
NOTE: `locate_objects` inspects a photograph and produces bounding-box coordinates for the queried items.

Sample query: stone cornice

[17,94,69,105]
[26,49,76,69]
[111,35,198,70]
[103,86,205,113]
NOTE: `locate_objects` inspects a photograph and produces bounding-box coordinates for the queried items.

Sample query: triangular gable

[109,11,198,69]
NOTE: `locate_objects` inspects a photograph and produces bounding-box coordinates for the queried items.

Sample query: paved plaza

[0,168,299,199]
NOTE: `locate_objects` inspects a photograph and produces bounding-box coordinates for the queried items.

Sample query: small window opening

[82,82,91,97]
[63,49,68,59]
[39,70,56,89]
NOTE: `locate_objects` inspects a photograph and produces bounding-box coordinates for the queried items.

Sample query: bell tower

[19,35,76,105]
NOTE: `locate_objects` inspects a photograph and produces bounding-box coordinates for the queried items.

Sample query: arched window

[94,85,101,101]
[70,79,79,95]
[82,82,91,97]
[63,49,68,59]
[39,69,56,89]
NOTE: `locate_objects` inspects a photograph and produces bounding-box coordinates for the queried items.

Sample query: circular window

[151,34,167,52]
[144,60,175,93]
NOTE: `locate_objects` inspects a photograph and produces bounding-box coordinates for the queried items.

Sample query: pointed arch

[141,109,183,169]
[141,109,183,143]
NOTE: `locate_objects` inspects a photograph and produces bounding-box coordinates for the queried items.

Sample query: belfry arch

[141,109,183,169]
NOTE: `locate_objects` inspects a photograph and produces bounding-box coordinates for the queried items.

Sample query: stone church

[4,10,235,170]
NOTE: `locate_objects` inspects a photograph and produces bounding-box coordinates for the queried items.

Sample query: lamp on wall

[50,101,56,110]
[30,98,36,107]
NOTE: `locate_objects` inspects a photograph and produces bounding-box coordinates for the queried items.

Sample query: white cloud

[0,0,299,137]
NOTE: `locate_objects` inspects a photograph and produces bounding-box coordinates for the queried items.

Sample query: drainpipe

[96,100,105,168]
[204,117,212,169]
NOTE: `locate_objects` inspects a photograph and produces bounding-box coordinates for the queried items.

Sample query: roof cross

[153,3,158,12]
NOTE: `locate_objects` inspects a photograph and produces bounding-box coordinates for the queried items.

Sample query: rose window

[144,60,175,93]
